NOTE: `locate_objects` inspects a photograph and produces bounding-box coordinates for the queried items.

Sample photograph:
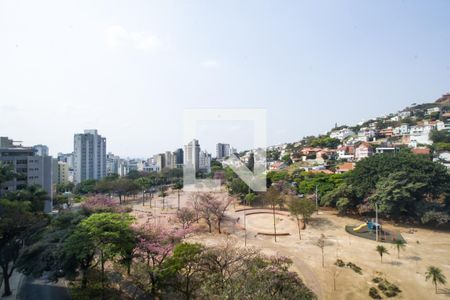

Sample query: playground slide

[353,223,366,232]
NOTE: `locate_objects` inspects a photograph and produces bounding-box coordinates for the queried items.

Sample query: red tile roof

[411,148,430,155]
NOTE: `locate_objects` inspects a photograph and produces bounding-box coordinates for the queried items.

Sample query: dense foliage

[322,152,450,224]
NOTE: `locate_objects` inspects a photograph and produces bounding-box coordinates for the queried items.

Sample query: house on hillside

[411,147,431,156]
[356,128,377,142]
[393,124,410,136]
[426,107,440,115]
[355,142,374,161]
[437,120,450,132]
[375,146,399,154]
[398,111,412,119]
[335,162,355,174]
[379,127,394,137]
[337,145,355,161]
[330,128,355,141]
[409,125,433,146]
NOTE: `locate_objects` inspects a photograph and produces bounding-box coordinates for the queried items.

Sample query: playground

[345,220,406,243]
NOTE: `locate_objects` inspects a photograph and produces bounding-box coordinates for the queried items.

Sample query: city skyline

[1,1,450,157]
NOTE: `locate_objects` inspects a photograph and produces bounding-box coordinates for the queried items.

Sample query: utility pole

[315,185,319,213]
[244,198,247,247]
[375,202,379,242]
[244,210,247,247]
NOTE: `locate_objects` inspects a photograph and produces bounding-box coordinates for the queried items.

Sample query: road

[18,277,70,300]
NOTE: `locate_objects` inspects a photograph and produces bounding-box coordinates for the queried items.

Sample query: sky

[1,0,449,157]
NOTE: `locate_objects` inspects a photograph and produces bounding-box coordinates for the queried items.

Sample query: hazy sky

[1,1,449,157]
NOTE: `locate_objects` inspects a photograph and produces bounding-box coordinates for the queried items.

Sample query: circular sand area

[245,213,297,235]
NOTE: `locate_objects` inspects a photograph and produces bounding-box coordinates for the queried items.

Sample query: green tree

[263,186,282,242]
[135,177,151,206]
[74,179,97,194]
[392,239,406,259]
[425,266,447,294]
[159,186,168,210]
[165,243,204,300]
[76,213,135,291]
[288,197,316,240]
[244,193,256,206]
[174,180,183,210]
[0,199,41,297]
[228,178,249,202]
[375,245,389,263]
[6,185,48,212]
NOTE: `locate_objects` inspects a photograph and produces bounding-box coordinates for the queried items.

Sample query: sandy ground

[129,190,450,300]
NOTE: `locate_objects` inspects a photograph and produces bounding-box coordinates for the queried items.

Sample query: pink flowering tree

[81,196,120,214]
[197,193,233,233]
[133,222,186,296]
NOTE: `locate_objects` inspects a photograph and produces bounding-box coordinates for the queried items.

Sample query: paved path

[17,277,70,300]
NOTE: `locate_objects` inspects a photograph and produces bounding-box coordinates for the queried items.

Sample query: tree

[134,223,184,297]
[6,185,48,212]
[197,193,232,233]
[227,178,249,202]
[165,243,204,300]
[345,152,450,223]
[159,186,168,210]
[198,241,315,299]
[176,207,197,232]
[76,213,135,292]
[281,154,293,166]
[74,179,97,194]
[81,195,121,215]
[174,180,183,210]
[425,266,447,294]
[263,186,282,242]
[210,195,233,234]
[0,162,16,187]
[288,197,313,240]
[135,177,151,206]
[0,199,41,297]
[63,224,97,288]
[392,239,406,259]
[244,192,256,206]
[111,178,134,204]
[375,245,389,263]
[315,234,326,267]
[17,212,85,283]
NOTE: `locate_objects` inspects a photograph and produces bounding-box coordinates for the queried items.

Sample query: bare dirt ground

[130,190,450,300]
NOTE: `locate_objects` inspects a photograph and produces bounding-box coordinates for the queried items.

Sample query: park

[123,184,450,300]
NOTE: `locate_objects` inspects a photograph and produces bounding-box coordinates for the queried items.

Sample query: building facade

[0,137,54,212]
[216,143,231,159]
[73,129,107,183]
[184,139,200,172]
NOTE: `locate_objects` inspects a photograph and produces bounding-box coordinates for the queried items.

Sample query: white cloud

[201,59,219,68]
[106,25,162,51]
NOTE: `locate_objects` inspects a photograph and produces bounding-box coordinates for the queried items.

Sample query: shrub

[334,259,345,267]
[376,278,401,297]
[372,277,383,284]
[369,287,382,299]
[346,262,362,274]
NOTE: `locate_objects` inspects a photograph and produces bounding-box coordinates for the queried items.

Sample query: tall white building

[184,139,200,172]
[73,129,106,183]
[199,150,212,173]
[216,143,231,159]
